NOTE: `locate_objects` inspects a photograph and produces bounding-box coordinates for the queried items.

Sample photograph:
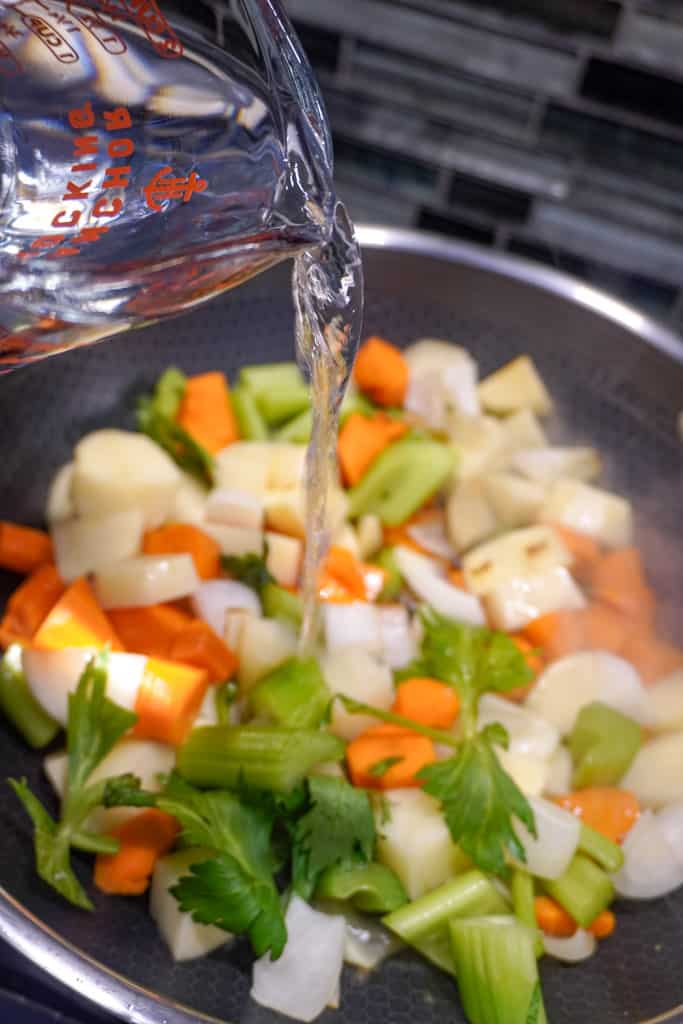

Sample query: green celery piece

[578,822,624,874]
[569,701,641,788]
[249,657,330,729]
[0,645,60,749]
[449,916,547,1024]
[340,390,376,424]
[239,362,304,395]
[231,386,269,441]
[315,862,407,914]
[153,367,187,418]
[177,725,345,792]
[383,869,508,976]
[511,869,543,958]
[346,439,456,525]
[256,386,310,426]
[214,681,239,726]
[373,547,403,601]
[261,582,303,626]
[275,408,313,443]
[542,854,614,928]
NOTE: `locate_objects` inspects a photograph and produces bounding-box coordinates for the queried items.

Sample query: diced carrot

[502,636,543,702]
[448,568,467,589]
[534,896,577,938]
[176,371,239,453]
[621,626,683,685]
[93,809,179,895]
[338,412,408,486]
[353,336,409,408]
[32,577,123,651]
[393,677,460,729]
[108,603,192,660]
[523,610,586,661]
[318,545,387,603]
[134,657,209,746]
[346,723,436,789]
[143,523,221,581]
[553,525,602,582]
[590,548,656,624]
[555,788,640,844]
[589,910,616,940]
[0,522,53,574]
[0,564,65,649]
[169,620,238,683]
[581,603,628,655]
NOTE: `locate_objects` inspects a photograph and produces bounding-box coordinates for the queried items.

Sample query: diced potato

[267,443,307,490]
[265,532,302,588]
[376,789,466,900]
[448,415,507,480]
[150,849,230,961]
[201,522,264,557]
[46,462,75,524]
[544,745,573,797]
[403,338,473,377]
[404,340,479,427]
[496,748,550,797]
[71,429,180,528]
[357,514,383,559]
[538,479,633,548]
[649,669,683,733]
[206,488,264,531]
[321,648,393,740]
[510,447,601,485]
[237,616,297,689]
[51,508,144,582]
[621,733,683,808]
[478,694,559,759]
[446,479,498,553]
[462,525,571,596]
[484,566,586,631]
[263,489,305,538]
[94,554,200,609]
[333,524,361,558]
[479,355,553,416]
[500,409,548,452]
[214,442,272,495]
[482,473,545,529]
[172,473,208,525]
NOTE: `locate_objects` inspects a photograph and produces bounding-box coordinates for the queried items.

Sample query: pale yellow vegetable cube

[150,850,230,961]
[322,648,393,741]
[482,473,545,529]
[237,616,297,689]
[265,532,302,588]
[94,554,199,609]
[46,463,75,524]
[446,479,498,553]
[538,479,633,548]
[484,566,586,631]
[500,408,548,452]
[51,508,144,582]
[462,525,572,597]
[479,355,553,416]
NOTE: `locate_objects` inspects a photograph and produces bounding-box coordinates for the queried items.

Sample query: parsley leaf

[418,722,536,875]
[291,775,375,900]
[221,549,274,595]
[137,368,214,487]
[10,653,138,909]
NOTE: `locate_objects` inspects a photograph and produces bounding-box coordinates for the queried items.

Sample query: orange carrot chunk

[108,603,192,660]
[0,564,65,649]
[346,723,436,789]
[134,657,209,746]
[553,525,602,582]
[534,896,577,938]
[338,412,409,486]
[523,609,586,662]
[32,577,123,651]
[588,909,616,940]
[393,677,460,729]
[319,545,387,603]
[555,788,640,844]
[580,603,628,655]
[590,548,656,624]
[353,336,409,408]
[93,809,179,895]
[0,522,53,575]
[176,371,239,454]
[143,523,221,581]
[169,620,238,683]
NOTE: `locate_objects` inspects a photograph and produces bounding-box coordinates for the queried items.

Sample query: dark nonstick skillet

[0,227,682,1024]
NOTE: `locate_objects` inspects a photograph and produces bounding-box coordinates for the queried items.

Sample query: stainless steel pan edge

[1,225,681,1024]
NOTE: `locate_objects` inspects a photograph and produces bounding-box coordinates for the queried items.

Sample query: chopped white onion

[478,694,560,759]
[407,518,455,560]
[23,648,146,725]
[191,580,260,636]
[510,446,600,485]
[620,732,683,808]
[251,895,345,1022]
[51,508,144,582]
[655,805,683,869]
[322,648,394,741]
[612,811,683,900]
[513,796,580,880]
[496,748,550,797]
[377,605,416,669]
[342,913,401,969]
[485,566,586,632]
[393,546,485,626]
[205,487,263,530]
[94,554,200,609]
[324,602,382,655]
[543,929,596,963]
[462,526,572,597]
[648,669,683,733]
[544,745,573,797]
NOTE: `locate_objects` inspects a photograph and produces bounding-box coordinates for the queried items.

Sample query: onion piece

[322,648,394,741]
[324,602,382,655]
[612,810,683,900]
[191,580,260,636]
[205,487,263,530]
[407,518,455,560]
[393,547,485,626]
[51,508,144,582]
[544,745,573,797]
[656,805,683,869]
[510,446,600,485]
[620,732,683,808]
[496,748,549,797]
[648,668,683,733]
[316,902,400,970]
[94,554,200,609]
[251,895,345,1022]
[377,605,416,669]
[23,647,146,725]
[513,796,580,880]
[478,694,559,759]
[543,929,596,963]
[485,566,586,632]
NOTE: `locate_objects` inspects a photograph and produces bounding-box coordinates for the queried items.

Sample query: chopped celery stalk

[249,657,330,729]
[0,645,60,749]
[542,854,614,929]
[239,362,304,396]
[276,408,313,443]
[231,386,269,441]
[256,386,310,426]
[449,916,547,1024]
[71,830,120,855]
[261,582,303,626]
[214,681,239,726]
[177,725,345,792]
[569,701,641,788]
[383,870,509,976]
[578,822,624,874]
[315,862,408,913]
[511,870,543,958]
[347,440,456,526]
[373,547,403,601]
[154,367,187,418]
